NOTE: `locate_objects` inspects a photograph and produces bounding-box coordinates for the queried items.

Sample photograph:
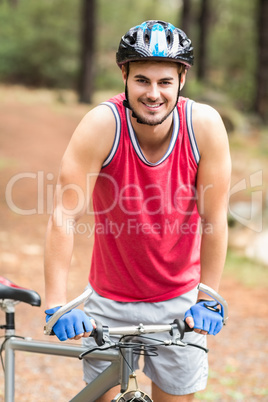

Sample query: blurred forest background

[0,0,268,400]
[0,0,267,120]
[1,0,267,261]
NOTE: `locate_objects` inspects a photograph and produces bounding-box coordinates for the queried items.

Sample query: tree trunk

[78,0,96,104]
[197,0,210,81]
[254,0,268,121]
[181,0,192,36]
[9,0,18,6]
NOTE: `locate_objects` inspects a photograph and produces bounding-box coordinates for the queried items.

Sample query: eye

[161,80,172,86]
[136,78,148,84]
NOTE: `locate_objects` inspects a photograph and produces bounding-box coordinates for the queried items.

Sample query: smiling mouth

[145,103,161,107]
[143,102,163,110]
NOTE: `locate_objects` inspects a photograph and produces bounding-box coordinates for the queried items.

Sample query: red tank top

[89,93,201,302]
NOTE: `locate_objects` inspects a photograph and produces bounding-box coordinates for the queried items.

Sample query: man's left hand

[184,300,223,335]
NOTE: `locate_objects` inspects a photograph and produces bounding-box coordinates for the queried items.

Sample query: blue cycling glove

[45,307,94,342]
[184,300,223,336]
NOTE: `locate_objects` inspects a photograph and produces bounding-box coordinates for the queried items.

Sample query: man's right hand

[45,307,95,341]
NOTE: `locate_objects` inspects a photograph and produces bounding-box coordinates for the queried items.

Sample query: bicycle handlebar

[44,283,228,338]
[79,318,203,361]
[108,323,176,336]
[90,319,192,347]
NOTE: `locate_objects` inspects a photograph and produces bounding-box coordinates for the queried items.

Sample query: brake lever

[198,283,229,325]
[44,288,92,335]
[172,284,228,340]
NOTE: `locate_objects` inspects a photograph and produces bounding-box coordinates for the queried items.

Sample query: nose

[146,83,160,101]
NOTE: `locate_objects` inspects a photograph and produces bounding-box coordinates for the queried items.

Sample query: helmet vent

[144,34,150,44]
[166,33,171,45]
[125,32,137,45]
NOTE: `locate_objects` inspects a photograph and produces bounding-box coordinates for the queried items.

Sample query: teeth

[145,103,161,108]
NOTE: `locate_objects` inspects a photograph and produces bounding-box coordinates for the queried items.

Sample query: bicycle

[0,276,228,401]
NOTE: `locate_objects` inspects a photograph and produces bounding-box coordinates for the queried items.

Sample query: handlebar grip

[173,319,193,339]
[184,321,193,333]
[90,320,105,346]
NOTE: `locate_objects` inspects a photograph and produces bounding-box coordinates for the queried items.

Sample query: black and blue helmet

[116,20,194,68]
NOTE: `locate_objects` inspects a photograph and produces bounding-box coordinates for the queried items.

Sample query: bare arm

[185,103,231,334]
[44,105,116,309]
[194,103,231,299]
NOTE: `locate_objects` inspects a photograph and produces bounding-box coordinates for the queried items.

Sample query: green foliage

[0,0,261,111]
[225,249,268,287]
[207,0,258,111]
[0,0,80,88]
[0,0,182,90]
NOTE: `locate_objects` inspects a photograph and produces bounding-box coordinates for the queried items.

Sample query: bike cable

[0,335,26,372]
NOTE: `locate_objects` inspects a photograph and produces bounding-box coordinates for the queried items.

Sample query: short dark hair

[123,61,186,77]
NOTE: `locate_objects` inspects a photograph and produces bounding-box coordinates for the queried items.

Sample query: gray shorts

[82,284,208,396]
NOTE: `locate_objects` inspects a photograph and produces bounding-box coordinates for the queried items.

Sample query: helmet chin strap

[176,72,182,105]
[123,73,182,125]
[123,80,141,122]
[122,82,131,111]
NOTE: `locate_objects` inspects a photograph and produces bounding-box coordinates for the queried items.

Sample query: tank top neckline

[125,107,180,167]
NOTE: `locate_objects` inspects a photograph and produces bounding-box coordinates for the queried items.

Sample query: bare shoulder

[70,104,116,157]
[63,103,116,170]
[192,102,229,158]
[192,101,223,122]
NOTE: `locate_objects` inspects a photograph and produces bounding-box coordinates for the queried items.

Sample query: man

[45,20,231,401]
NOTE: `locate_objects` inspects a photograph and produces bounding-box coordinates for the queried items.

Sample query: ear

[121,65,128,84]
[180,70,187,90]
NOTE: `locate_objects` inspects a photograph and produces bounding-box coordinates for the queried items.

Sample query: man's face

[122,61,184,126]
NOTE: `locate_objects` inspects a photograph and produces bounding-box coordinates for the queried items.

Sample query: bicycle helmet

[116,20,194,68]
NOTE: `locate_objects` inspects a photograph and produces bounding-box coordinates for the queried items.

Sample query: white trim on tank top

[101,99,200,167]
[102,101,121,168]
[126,107,180,166]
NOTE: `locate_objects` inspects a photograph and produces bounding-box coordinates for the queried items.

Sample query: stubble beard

[128,97,178,126]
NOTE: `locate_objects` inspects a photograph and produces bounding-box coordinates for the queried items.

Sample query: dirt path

[0,86,267,401]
